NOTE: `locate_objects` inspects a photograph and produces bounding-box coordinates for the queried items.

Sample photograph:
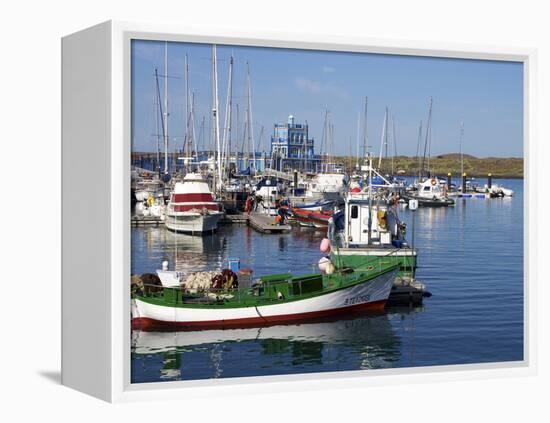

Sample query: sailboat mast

[378,107,387,169]
[154,71,160,175]
[211,45,222,186]
[363,96,368,161]
[460,120,464,178]
[246,62,255,173]
[416,121,423,180]
[355,111,360,169]
[421,97,433,178]
[391,113,397,175]
[163,42,169,175]
[384,107,389,160]
[221,55,233,181]
[185,53,190,152]
[191,92,197,160]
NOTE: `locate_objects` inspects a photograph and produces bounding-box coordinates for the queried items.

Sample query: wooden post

[462,172,467,193]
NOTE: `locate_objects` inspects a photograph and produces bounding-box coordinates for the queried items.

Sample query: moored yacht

[403,177,455,207]
[164,173,223,234]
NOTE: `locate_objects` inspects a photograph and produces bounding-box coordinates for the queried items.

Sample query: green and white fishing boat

[328,155,417,275]
[132,257,399,331]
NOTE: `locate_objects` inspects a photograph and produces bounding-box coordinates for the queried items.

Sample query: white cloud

[293,77,348,99]
[294,77,322,94]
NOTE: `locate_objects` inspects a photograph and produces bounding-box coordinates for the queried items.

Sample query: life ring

[431,179,437,186]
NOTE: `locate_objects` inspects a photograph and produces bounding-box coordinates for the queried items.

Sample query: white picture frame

[61,20,537,403]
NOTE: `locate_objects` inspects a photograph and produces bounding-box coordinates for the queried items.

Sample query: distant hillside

[335,154,523,178]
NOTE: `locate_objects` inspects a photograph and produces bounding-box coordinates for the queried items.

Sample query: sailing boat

[403,98,455,207]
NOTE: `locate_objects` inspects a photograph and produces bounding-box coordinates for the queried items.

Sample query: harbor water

[131,178,524,383]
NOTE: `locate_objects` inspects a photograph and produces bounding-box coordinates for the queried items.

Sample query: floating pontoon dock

[247,212,291,234]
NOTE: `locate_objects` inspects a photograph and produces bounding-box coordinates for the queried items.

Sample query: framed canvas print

[61,21,536,402]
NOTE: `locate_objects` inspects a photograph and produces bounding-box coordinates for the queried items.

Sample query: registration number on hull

[344,294,371,306]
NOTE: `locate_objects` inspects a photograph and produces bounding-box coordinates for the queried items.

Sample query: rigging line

[254,305,269,325]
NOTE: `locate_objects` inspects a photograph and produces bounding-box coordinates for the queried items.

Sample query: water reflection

[131,308,423,383]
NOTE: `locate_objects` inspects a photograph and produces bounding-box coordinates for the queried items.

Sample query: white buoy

[162,260,169,271]
[318,257,331,272]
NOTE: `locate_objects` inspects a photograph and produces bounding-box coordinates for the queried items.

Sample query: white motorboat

[164,173,223,234]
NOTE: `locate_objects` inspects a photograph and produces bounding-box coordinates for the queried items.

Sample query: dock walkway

[247,213,291,234]
[131,216,163,226]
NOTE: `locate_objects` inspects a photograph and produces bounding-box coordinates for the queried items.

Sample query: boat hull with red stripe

[164,173,223,234]
[292,207,333,228]
[132,265,398,331]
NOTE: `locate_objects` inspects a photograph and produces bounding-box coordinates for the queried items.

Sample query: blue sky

[131,39,523,158]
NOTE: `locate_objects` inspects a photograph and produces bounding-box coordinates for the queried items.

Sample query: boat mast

[460,120,464,180]
[256,125,264,153]
[385,107,389,162]
[185,53,190,158]
[377,107,388,169]
[198,115,205,152]
[416,120,422,181]
[320,109,329,172]
[362,96,369,162]
[421,97,433,179]
[154,70,161,176]
[391,114,397,176]
[355,111,361,170]
[211,45,222,186]
[367,153,373,245]
[155,68,166,178]
[163,42,169,175]
[221,55,234,181]
[190,92,199,157]
[246,62,255,174]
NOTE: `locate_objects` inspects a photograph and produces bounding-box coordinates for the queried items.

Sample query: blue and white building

[270,115,321,172]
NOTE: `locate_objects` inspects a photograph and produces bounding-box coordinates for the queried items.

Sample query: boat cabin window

[423,186,431,191]
[351,205,359,219]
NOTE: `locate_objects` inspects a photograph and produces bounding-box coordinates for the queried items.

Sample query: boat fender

[318,256,331,272]
[320,238,331,253]
[277,291,284,300]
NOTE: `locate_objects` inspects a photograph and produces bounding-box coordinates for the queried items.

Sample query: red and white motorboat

[292,207,333,228]
[164,173,223,234]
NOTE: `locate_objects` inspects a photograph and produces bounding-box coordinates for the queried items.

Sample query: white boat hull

[164,212,223,234]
